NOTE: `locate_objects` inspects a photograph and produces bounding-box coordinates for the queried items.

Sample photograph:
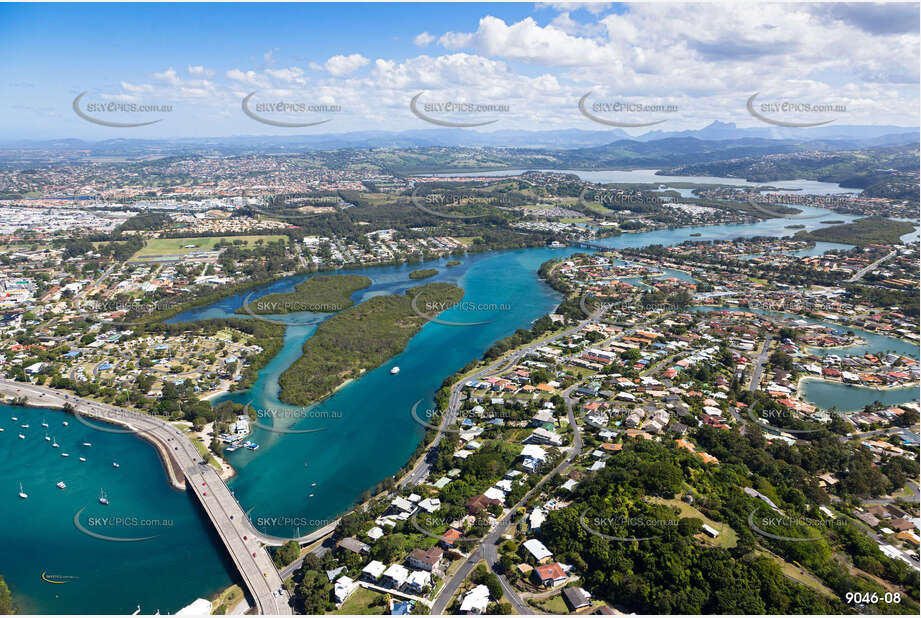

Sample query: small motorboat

[112,462,120,468]
[18,433,25,440]
[20,423,29,429]
[62,421,69,426]
[79,457,86,462]
[61,453,69,458]
[82,442,92,447]
[390,366,400,375]
[56,481,67,489]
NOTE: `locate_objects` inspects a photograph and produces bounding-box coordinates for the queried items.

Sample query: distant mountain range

[2,122,918,153]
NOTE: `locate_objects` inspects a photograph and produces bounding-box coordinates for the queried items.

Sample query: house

[337,537,370,555]
[333,576,358,605]
[405,570,432,594]
[406,547,443,572]
[522,538,553,563]
[533,562,567,588]
[459,584,490,614]
[562,587,592,610]
[466,494,501,514]
[524,427,564,447]
[361,560,386,582]
[701,524,720,538]
[382,563,409,589]
[439,528,462,549]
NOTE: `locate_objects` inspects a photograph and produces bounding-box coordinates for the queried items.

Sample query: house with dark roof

[562,586,592,610]
[406,547,444,573]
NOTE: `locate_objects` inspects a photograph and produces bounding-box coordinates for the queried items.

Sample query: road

[846,249,897,283]
[749,334,773,392]
[430,382,585,614]
[0,379,301,615]
[400,306,602,489]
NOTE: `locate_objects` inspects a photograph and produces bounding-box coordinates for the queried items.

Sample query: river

[3,199,917,613]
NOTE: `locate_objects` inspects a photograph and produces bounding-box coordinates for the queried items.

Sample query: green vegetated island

[445,260,461,267]
[236,274,371,315]
[408,268,438,280]
[277,282,464,405]
[796,216,916,246]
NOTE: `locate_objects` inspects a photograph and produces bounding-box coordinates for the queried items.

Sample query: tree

[0,575,13,614]
[272,540,300,568]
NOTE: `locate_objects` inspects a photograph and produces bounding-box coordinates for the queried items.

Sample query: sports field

[131,235,287,259]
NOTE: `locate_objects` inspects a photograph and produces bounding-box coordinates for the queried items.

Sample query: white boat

[18,433,25,440]
[20,423,29,428]
[41,417,49,428]
[61,453,69,458]
[82,442,92,447]
[390,366,400,374]
[18,482,27,499]
[0,428,4,432]
[79,457,86,462]
[44,433,50,441]
[11,416,17,421]
[62,421,69,426]
[52,438,59,448]
[98,489,109,505]
[112,462,120,468]
[56,481,66,489]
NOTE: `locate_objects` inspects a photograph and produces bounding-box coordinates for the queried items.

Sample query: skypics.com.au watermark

[747,92,846,128]
[410,512,493,544]
[74,507,173,542]
[242,92,341,127]
[579,92,678,128]
[247,402,340,435]
[747,508,846,542]
[409,291,510,327]
[748,406,846,436]
[410,400,518,433]
[73,92,171,128]
[76,298,179,326]
[579,507,677,542]
[410,92,509,128]
[579,293,688,319]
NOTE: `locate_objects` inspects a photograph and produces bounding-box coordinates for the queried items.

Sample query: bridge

[568,239,611,251]
[0,379,337,614]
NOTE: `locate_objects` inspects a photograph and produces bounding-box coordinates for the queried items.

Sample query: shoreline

[796,375,921,402]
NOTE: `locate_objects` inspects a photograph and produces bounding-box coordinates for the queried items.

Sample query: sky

[0,1,919,140]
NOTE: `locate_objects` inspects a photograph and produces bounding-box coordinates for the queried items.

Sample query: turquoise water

[799,381,920,412]
[0,404,234,614]
[5,203,915,612]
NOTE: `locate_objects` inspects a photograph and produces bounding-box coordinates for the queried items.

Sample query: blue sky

[1,2,918,139]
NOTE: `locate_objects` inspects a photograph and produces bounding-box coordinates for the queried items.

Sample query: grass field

[333,587,386,615]
[648,497,738,548]
[131,235,287,259]
[530,593,570,614]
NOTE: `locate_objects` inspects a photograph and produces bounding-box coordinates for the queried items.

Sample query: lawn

[531,592,570,614]
[131,235,287,259]
[333,586,386,615]
[647,497,738,548]
[210,584,244,614]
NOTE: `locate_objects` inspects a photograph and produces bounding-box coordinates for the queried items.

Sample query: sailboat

[98,489,109,505]
[41,417,49,428]
[61,452,69,458]
[18,433,25,439]
[52,437,59,448]
[44,433,50,441]
[78,457,86,462]
[18,482,28,499]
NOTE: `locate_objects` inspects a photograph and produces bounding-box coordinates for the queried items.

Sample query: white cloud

[226,68,269,88]
[187,65,214,77]
[324,54,370,76]
[266,66,306,84]
[414,32,435,47]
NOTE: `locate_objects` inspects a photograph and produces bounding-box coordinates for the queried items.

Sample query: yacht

[18,433,25,439]
[20,423,29,429]
[56,481,66,489]
[0,427,4,432]
[11,416,17,421]
[18,482,28,499]
[82,442,92,447]
[52,438,59,448]
[79,457,86,462]
[44,433,50,441]
[62,421,69,426]
[61,453,69,458]
[41,417,49,428]
[390,366,400,375]
[112,462,120,468]
[98,489,109,505]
